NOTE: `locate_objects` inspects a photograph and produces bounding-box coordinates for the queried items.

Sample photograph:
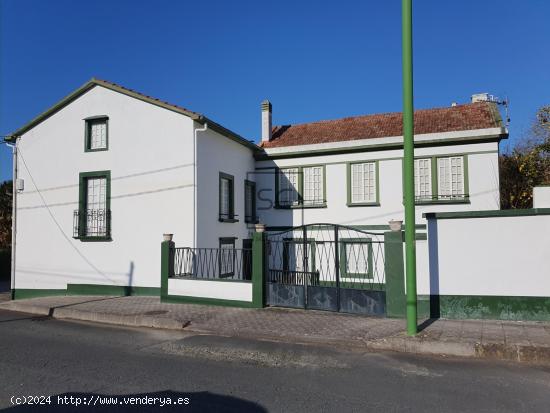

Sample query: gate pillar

[252,232,266,308]
[384,231,406,318]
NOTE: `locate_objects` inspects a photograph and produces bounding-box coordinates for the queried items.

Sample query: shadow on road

[2,390,268,412]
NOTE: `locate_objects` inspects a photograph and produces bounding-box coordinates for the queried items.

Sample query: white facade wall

[255,141,500,228]
[15,86,196,290]
[168,278,252,302]
[533,186,550,208]
[196,128,256,249]
[11,84,506,301]
[426,214,550,296]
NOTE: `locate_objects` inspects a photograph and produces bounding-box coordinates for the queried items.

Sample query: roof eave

[196,116,261,152]
[255,127,508,160]
[8,79,98,138]
[7,78,260,152]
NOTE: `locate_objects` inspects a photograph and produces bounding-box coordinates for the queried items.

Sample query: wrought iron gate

[265,224,386,316]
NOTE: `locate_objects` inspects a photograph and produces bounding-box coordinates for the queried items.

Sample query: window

[348,162,378,205]
[219,172,236,222]
[219,238,236,278]
[303,166,324,206]
[414,158,432,201]
[278,168,300,206]
[340,240,373,279]
[74,171,111,240]
[276,166,325,207]
[85,117,108,151]
[244,180,257,223]
[438,156,464,200]
[413,156,468,203]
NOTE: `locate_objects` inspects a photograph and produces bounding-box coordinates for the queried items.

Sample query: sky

[1,0,549,182]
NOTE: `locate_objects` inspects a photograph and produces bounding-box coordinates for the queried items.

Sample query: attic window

[85,116,109,151]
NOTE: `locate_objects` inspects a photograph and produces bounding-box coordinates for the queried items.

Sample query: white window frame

[437,156,465,200]
[349,162,378,205]
[85,117,108,151]
[277,166,326,207]
[302,166,324,206]
[414,158,432,201]
[278,168,300,206]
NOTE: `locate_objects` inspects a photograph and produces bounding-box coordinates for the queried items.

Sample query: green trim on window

[77,170,111,241]
[346,160,380,207]
[339,238,373,279]
[404,154,470,205]
[430,156,438,198]
[275,165,327,209]
[463,154,470,198]
[244,179,257,223]
[84,116,109,152]
[219,172,236,222]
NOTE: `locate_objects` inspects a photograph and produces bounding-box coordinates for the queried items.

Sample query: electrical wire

[17,147,117,284]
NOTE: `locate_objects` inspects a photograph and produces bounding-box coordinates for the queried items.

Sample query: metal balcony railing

[73,209,111,239]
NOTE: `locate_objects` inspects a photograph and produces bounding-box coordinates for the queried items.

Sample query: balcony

[414,194,470,205]
[73,209,111,240]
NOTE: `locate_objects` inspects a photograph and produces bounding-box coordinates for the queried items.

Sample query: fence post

[160,237,174,301]
[384,230,406,318]
[252,231,265,308]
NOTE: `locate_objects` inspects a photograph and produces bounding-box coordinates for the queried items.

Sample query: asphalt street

[0,308,549,412]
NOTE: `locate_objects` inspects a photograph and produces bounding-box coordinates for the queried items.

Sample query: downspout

[5,138,18,299]
[193,122,208,249]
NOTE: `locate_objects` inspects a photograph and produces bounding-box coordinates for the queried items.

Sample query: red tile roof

[261,102,503,148]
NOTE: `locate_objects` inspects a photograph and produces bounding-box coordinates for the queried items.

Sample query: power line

[17,147,117,284]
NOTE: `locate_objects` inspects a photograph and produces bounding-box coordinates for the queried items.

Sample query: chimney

[261,100,272,142]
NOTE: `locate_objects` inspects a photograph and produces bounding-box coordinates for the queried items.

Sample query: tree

[0,180,12,248]
[500,106,550,209]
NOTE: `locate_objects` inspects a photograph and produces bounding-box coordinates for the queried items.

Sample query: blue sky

[1,0,549,182]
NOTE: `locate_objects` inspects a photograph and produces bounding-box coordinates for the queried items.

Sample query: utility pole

[402,0,417,335]
[5,138,18,299]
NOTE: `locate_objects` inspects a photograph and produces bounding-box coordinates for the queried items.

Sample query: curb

[475,342,550,365]
[1,302,187,330]
[367,337,475,358]
[2,302,550,366]
[367,337,550,366]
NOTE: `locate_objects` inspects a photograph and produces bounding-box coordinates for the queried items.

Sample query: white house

[254,98,506,229]
[9,79,258,297]
[15,78,543,320]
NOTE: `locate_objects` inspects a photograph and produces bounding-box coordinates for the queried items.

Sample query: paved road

[0,309,549,412]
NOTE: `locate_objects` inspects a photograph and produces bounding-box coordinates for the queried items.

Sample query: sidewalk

[2,295,550,365]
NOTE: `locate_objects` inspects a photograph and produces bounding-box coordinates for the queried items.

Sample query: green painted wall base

[11,284,160,300]
[418,295,550,321]
[12,289,67,300]
[67,284,160,297]
[161,294,256,308]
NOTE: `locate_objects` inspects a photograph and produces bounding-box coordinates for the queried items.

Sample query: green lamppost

[402,0,418,335]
